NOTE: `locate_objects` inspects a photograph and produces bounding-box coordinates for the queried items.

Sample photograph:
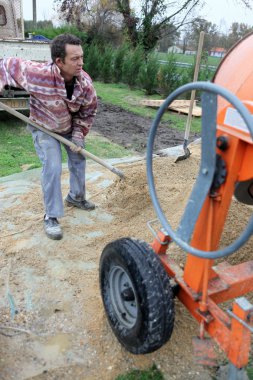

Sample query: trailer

[0,0,51,110]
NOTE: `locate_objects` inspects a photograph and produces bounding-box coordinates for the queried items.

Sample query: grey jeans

[29,127,86,218]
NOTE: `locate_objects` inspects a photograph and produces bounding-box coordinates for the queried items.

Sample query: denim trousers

[29,127,86,218]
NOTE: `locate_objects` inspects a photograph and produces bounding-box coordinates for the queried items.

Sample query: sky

[22,0,57,22]
[200,0,253,31]
[22,0,253,31]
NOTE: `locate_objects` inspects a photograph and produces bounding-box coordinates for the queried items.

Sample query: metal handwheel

[147,81,253,259]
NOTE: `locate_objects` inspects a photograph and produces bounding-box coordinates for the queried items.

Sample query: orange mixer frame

[150,33,253,370]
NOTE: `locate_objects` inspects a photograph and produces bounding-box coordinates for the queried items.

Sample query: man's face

[56,44,84,81]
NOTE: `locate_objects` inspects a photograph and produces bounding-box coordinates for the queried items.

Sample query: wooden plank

[140,99,197,107]
[140,99,202,117]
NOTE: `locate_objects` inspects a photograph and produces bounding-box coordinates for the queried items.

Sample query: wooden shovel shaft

[184,31,205,142]
[0,100,125,179]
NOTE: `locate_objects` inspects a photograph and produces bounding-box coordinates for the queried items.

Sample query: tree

[181,18,253,54]
[158,24,180,52]
[115,0,253,52]
[54,0,253,52]
[24,19,53,32]
[54,0,123,45]
[54,0,203,51]
[117,0,203,51]
[226,22,253,47]
[115,0,139,47]
[185,18,219,52]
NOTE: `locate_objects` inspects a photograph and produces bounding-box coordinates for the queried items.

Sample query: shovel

[0,100,125,179]
[175,31,205,163]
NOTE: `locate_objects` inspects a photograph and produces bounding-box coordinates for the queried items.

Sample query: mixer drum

[213,32,253,205]
[213,31,253,112]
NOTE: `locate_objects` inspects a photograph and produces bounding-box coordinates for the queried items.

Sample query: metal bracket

[227,309,253,333]
[227,297,253,333]
[147,219,170,245]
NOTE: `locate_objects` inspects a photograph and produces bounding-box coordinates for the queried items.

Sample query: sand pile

[102,163,151,218]
[0,147,252,380]
[99,152,253,265]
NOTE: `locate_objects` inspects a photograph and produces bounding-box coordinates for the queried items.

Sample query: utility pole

[33,0,37,28]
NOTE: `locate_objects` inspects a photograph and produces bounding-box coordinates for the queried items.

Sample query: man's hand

[70,143,82,153]
[70,139,83,153]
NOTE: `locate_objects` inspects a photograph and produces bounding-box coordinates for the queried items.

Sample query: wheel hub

[109,266,138,328]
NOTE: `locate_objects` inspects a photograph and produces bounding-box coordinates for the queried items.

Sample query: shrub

[138,53,159,95]
[181,52,213,99]
[113,43,129,83]
[122,45,144,88]
[157,53,182,96]
[84,43,101,80]
[198,51,213,81]
[100,45,114,83]
[199,65,213,82]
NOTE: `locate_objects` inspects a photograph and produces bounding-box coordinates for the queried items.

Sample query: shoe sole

[45,231,63,240]
[44,228,63,240]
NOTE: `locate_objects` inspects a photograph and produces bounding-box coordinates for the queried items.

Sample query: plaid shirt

[0,58,97,144]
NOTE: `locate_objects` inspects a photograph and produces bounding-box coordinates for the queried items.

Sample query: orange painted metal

[154,247,253,367]
[151,230,171,254]
[183,135,246,292]
[213,32,253,116]
[157,252,251,368]
[228,300,253,367]
[199,198,214,314]
[210,261,253,303]
[150,32,253,369]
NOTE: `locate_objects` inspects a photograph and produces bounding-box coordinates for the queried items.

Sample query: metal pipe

[33,0,37,28]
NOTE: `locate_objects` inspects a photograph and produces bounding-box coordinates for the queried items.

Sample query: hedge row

[27,25,212,96]
[83,43,213,96]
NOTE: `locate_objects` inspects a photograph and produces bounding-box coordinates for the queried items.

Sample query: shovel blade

[192,337,217,367]
[175,147,191,163]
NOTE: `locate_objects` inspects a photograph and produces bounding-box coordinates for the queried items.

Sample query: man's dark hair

[51,33,82,63]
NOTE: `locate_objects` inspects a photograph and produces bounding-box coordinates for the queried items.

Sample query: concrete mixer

[99,32,253,379]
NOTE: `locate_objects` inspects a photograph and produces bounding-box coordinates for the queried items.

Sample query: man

[0,34,97,240]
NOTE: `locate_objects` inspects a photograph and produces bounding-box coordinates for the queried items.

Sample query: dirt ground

[0,103,252,380]
[92,100,200,154]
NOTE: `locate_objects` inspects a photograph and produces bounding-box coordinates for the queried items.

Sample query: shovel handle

[0,100,125,179]
[184,31,205,141]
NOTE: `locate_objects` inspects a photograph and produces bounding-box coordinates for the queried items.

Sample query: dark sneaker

[44,216,63,240]
[65,194,95,211]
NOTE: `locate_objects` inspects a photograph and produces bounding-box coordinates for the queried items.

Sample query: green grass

[115,365,164,380]
[156,52,222,66]
[247,364,253,379]
[94,81,201,133]
[0,115,131,178]
[86,134,132,159]
[0,119,41,177]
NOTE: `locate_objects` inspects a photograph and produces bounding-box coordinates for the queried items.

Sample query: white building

[167,45,183,54]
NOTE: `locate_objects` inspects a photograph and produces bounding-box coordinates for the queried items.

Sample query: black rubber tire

[99,238,175,354]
